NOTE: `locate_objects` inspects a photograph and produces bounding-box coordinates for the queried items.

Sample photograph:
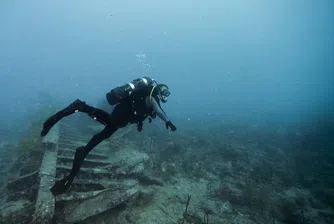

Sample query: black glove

[166,121,177,132]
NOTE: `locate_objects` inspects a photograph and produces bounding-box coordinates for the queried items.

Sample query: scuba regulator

[106,77,157,105]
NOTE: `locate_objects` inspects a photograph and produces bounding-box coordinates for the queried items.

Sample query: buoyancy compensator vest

[126,86,160,123]
[106,77,155,106]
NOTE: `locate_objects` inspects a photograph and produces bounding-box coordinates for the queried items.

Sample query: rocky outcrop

[61,188,138,223]
[1,120,160,223]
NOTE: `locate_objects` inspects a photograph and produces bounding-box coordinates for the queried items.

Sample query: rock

[220,201,233,214]
[1,200,30,217]
[312,188,334,208]
[129,163,145,175]
[137,172,164,186]
[112,149,150,176]
[62,188,138,223]
[7,170,39,191]
[0,199,35,224]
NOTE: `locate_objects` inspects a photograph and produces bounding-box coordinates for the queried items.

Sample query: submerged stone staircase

[2,121,139,224]
[52,123,137,223]
[55,124,112,186]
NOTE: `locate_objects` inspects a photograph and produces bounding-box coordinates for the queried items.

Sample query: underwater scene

[0,1,333,224]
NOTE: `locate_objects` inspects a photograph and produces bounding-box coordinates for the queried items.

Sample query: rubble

[50,123,141,223]
[2,118,334,223]
[0,121,153,224]
[61,188,138,223]
[0,199,34,223]
[137,171,164,186]
[7,170,39,192]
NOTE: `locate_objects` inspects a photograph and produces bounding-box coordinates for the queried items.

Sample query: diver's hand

[166,121,177,132]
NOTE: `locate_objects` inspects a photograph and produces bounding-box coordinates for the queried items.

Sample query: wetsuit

[41,86,176,195]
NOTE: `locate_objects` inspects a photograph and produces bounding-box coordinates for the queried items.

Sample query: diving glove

[166,121,177,132]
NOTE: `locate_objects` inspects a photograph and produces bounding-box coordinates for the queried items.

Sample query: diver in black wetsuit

[41,77,176,195]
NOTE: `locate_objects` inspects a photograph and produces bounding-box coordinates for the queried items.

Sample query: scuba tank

[106,77,155,105]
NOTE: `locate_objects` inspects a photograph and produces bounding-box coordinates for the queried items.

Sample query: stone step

[60,132,86,139]
[57,148,108,160]
[58,141,109,150]
[55,179,137,193]
[58,142,108,153]
[59,124,78,131]
[68,181,106,192]
[57,188,138,223]
[60,128,94,137]
[59,137,90,144]
[56,165,112,180]
[72,178,137,188]
[58,143,106,154]
[57,156,110,168]
[59,128,110,143]
[59,131,88,139]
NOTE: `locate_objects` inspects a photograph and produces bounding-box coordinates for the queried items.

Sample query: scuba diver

[40,77,177,195]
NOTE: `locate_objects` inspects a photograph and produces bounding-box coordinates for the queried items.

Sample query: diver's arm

[150,97,169,122]
[145,96,177,131]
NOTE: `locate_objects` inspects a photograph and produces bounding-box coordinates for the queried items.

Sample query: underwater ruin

[1,114,333,224]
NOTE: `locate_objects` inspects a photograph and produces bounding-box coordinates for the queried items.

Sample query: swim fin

[50,177,71,196]
[41,99,86,137]
[41,115,58,137]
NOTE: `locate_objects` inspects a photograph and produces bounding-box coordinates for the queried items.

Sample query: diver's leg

[50,125,117,195]
[68,125,118,181]
[41,99,111,136]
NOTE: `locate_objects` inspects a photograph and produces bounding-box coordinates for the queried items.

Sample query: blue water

[0,0,333,133]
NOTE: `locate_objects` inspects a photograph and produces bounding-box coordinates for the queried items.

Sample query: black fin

[50,178,71,196]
